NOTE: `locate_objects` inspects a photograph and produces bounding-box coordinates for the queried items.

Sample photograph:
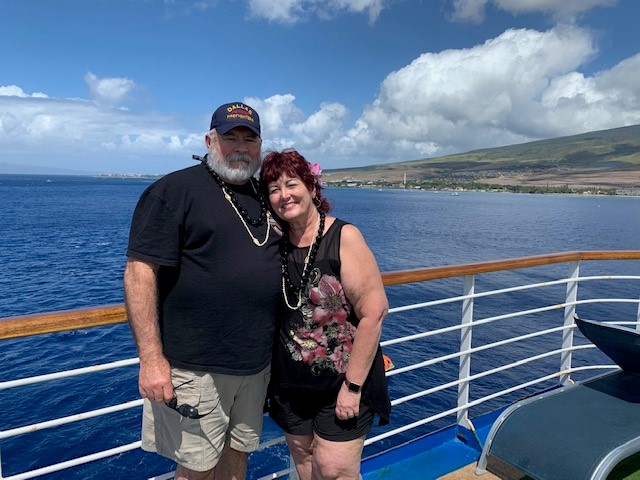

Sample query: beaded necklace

[203,162,271,246]
[281,212,326,310]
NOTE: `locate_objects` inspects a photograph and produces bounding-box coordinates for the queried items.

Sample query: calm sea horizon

[2,173,639,318]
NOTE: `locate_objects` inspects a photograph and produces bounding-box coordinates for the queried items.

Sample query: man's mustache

[227,154,252,164]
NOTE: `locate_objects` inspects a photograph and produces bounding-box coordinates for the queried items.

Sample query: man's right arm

[123,258,174,402]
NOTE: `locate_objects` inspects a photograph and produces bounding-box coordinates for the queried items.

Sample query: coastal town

[95,172,640,196]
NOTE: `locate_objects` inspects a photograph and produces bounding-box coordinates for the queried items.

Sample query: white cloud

[347,26,640,159]
[0,86,204,173]
[85,72,136,106]
[247,0,386,24]
[1,112,21,134]
[245,94,305,135]
[495,0,617,18]
[369,26,596,136]
[289,102,348,148]
[451,0,487,24]
[331,0,385,23]
[451,0,618,23]
[0,85,48,98]
[255,25,640,169]
[3,25,640,173]
[595,53,640,99]
[247,0,304,23]
[539,53,640,130]
[245,96,350,153]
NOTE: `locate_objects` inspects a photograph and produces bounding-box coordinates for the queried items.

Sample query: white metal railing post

[560,261,580,385]
[457,274,475,427]
[636,291,640,332]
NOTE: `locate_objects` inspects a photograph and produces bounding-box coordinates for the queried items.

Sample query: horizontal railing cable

[389,344,596,407]
[3,441,142,480]
[366,370,569,445]
[0,358,139,390]
[387,324,572,377]
[0,400,144,440]
[382,300,580,350]
[2,419,286,480]
[386,274,640,315]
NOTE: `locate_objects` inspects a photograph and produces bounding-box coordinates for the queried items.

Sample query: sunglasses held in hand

[165,380,218,419]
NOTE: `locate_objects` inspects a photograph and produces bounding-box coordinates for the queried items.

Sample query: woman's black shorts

[269,389,374,442]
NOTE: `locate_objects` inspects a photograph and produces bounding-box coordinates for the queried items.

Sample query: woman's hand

[336,381,361,420]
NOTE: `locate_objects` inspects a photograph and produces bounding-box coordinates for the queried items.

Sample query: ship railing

[1,250,639,479]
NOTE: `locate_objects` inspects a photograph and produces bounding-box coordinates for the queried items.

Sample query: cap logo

[211,102,260,135]
[226,104,255,124]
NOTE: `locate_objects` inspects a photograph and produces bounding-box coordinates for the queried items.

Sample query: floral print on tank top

[288,269,356,374]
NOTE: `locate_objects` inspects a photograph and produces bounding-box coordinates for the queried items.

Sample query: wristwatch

[344,378,362,394]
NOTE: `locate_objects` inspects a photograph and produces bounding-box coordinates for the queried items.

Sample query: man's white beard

[206,145,259,183]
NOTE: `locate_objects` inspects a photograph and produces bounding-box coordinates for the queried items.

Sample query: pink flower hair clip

[309,162,323,186]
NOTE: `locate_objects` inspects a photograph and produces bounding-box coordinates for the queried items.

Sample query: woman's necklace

[203,163,271,246]
[281,212,326,310]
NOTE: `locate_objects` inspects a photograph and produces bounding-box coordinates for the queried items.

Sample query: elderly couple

[123,102,391,480]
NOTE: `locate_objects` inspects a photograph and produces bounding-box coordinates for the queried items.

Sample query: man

[124,102,281,480]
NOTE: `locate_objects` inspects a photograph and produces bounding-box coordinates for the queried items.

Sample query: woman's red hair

[260,149,331,214]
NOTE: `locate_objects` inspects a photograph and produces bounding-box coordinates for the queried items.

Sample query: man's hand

[124,259,173,402]
[138,354,174,402]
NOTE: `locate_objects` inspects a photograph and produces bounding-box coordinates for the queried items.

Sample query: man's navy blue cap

[210,102,261,136]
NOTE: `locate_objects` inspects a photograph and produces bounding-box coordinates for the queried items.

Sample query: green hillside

[324,124,640,189]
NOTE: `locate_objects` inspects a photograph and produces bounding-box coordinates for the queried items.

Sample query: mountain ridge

[324,124,640,188]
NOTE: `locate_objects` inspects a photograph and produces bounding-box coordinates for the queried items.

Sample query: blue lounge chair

[476,317,640,480]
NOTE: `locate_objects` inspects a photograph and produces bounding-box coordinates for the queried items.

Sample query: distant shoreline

[95,173,164,179]
[0,172,161,178]
[328,184,640,198]
[2,172,637,196]
[325,180,640,197]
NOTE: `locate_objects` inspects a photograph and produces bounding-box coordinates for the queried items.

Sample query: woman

[261,149,391,480]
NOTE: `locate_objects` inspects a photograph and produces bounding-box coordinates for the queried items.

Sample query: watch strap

[344,378,362,393]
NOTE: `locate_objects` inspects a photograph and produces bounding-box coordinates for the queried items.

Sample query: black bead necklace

[203,162,268,227]
[281,212,326,310]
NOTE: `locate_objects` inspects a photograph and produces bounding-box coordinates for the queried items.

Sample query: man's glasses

[165,380,217,419]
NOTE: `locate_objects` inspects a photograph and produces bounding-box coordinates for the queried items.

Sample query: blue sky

[1,0,639,174]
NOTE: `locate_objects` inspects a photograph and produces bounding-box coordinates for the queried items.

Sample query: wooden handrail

[381,250,640,285]
[0,305,127,340]
[1,250,639,340]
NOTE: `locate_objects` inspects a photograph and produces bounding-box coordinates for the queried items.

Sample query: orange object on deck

[383,354,394,371]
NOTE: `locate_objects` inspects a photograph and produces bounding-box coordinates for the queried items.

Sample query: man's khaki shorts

[141,365,270,472]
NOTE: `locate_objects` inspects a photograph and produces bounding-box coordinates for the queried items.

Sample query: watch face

[347,380,361,393]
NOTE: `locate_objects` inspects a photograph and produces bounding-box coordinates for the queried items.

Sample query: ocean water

[0,174,639,479]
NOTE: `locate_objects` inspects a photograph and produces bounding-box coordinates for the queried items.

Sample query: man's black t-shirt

[126,164,281,375]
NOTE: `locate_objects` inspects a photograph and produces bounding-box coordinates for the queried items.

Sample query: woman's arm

[335,224,388,419]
